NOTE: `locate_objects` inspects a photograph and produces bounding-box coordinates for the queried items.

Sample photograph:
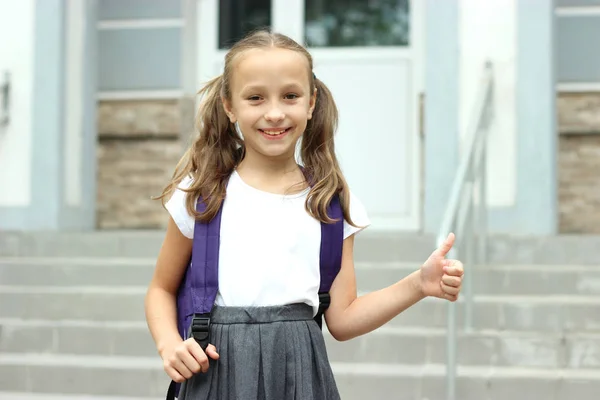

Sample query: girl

[145,29,464,400]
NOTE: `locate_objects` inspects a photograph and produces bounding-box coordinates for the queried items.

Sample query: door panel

[196,0,421,230]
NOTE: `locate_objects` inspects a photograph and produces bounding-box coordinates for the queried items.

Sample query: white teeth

[263,129,286,135]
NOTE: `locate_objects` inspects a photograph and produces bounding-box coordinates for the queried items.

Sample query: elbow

[144,283,176,309]
[326,325,355,342]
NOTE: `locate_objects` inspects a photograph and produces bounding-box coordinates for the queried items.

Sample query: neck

[236,148,306,194]
[237,149,300,178]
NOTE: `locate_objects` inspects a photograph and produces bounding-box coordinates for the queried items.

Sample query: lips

[258,127,292,140]
[259,128,291,136]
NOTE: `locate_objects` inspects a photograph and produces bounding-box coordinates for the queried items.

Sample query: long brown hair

[157,29,357,227]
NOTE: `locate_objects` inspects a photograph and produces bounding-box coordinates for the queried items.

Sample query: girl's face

[223,48,316,162]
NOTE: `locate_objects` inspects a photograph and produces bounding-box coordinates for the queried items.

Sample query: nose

[264,103,285,123]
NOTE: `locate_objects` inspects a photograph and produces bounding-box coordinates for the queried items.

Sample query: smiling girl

[145,29,464,400]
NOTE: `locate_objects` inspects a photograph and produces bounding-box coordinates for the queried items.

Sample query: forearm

[328,270,425,341]
[144,286,183,357]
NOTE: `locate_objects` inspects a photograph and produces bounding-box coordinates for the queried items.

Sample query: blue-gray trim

[61,0,98,230]
[423,0,460,234]
[0,0,97,231]
[486,1,557,234]
[510,0,557,234]
[0,0,65,230]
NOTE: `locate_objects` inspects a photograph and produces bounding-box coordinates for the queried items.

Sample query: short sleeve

[343,191,371,239]
[164,176,195,239]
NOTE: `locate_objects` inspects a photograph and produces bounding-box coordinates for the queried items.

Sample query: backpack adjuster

[314,292,331,329]
[189,313,211,349]
[318,292,331,312]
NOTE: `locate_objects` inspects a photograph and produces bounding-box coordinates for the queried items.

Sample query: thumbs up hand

[419,233,464,301]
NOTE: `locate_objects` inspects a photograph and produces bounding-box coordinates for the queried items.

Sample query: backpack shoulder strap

[190,198,223,318]
[168,197,223,400]
[314,193,344,328]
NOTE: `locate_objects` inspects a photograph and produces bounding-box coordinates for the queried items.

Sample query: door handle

[1,71,10,128]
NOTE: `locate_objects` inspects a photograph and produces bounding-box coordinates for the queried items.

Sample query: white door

[197,0,422,231]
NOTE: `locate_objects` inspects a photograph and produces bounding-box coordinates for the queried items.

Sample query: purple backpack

[165,191,344,399]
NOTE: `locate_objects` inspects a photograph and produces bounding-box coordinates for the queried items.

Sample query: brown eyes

[246,94,299,101]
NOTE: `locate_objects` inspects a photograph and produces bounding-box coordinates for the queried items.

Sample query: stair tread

[3,353,600,379]
[0,393,161,400]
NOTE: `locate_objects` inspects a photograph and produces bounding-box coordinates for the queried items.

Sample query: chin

[258,147,297,160]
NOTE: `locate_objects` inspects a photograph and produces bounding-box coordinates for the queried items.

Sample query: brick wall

[558,93,600,234]
[96,98,195,229]
[95,94,600,233]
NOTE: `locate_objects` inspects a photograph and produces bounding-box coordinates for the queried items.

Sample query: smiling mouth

[259,128,291,137]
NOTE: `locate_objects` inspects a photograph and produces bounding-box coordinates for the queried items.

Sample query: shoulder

[165,175,195,239]
[341,191,370,239]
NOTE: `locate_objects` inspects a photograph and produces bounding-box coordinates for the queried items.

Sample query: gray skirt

[177,303,341,400]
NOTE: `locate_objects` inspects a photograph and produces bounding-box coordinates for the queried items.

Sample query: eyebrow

[240,82,305,94]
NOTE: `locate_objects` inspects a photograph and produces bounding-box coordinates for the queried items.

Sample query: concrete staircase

[1,231,600,399]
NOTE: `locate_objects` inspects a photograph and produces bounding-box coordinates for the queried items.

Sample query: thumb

[434,232,455,258]
[206,343,220,360]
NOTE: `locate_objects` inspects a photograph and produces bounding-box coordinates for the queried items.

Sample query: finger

[169,357,194,379]
[443,261,464,277]
[176,345,203,375]
[186,340,210,372]
[165,365,186,383]
[441,282,461,296]
[435,232,455,258]
[441,274,462,288]
[444,292,458,302]
[206,344,220,360]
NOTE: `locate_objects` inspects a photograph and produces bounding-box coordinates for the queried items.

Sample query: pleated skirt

[177,303,341,400]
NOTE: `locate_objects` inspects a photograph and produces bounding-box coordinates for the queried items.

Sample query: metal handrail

[437,61,494,400]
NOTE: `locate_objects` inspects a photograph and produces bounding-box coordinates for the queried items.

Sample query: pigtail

[302,78,358,227]
[156,75,244,222]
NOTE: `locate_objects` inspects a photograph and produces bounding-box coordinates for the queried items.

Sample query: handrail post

[439,61,493,400]
[446,291,457,400]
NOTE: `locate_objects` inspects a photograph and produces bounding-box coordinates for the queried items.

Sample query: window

[219,0,272,49]
[305,0,410,47]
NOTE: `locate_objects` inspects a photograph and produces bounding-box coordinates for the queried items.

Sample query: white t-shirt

[165,170,371,316]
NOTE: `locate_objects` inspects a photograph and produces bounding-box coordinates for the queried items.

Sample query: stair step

[1,354,599,400]
[2,286,600,331]
[333,363,600,400]
[5,231,600,265]
[326,327,600,369]
[0,393,161,400]
[4,257,600,296]
[3,319,600,369]
[0,257,155,287]
[0,231,435,262]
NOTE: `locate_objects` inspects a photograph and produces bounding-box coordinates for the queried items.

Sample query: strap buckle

[318,292,331,312]
[314,292,331,329]
[189,313,211,349]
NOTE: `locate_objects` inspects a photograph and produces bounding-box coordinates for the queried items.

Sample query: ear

[221,97,237,123]
[308,88,317,120]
